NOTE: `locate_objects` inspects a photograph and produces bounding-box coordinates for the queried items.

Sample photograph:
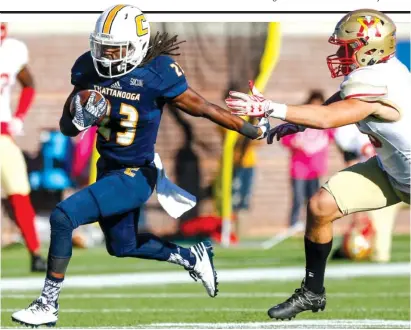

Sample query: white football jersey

[335,124,371,158]
[0,38,29,122]
[340,57,411,193]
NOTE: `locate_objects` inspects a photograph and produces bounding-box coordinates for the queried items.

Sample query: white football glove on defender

[72,92,107,131]
[225,80,288,120]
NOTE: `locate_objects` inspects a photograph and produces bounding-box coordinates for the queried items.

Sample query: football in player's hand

[70,90,108,125]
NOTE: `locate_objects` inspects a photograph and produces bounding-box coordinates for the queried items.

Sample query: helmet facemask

[327,37,365,78]
[90,32,148,78]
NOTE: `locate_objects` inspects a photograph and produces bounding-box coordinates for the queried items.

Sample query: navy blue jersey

[71,52,188,167]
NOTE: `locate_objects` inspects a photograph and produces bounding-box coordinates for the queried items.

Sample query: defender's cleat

[188,241,218,297]
[12,296,58,327]
[31,255,47,273]
[268,281,326,320]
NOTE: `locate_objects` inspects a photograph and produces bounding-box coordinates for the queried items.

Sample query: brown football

[70,90,108,124]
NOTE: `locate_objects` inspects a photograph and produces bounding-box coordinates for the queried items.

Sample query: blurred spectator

[210,117,261,241]
[68,127,103,247]
[0,22,47,272]
[70,127,98,187]
[26,128,103,249]
[281,91,334,227]
[160,105,215,241]
[169,106,203,222]
[232,117,261,233]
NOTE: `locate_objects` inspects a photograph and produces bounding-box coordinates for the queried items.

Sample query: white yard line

[1,259,284,276]
[142,320,411,329]
[2,320,410,329]
[3,292,410,299]
[2,262,409,291]
[2,307,409,313]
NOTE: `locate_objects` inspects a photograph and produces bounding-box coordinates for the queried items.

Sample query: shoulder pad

[340,67,387,101]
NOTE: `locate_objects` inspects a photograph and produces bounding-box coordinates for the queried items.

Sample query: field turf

[1,235,410,328]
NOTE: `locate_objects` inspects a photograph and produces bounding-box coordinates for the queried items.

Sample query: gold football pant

[0,135,31,196]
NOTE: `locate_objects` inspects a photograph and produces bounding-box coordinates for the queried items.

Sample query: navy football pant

[48,164,193,264]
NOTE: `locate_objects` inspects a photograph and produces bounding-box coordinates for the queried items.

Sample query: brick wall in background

[7,34,409,237]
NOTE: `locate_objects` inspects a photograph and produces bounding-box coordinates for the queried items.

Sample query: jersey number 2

[170,63,184,77]
[98,102,139,146]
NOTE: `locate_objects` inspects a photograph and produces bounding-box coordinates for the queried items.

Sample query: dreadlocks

[140,31,186,66]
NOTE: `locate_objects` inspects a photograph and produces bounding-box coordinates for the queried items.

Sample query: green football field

[1,235,410,329]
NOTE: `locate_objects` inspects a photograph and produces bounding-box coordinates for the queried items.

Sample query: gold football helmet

[327,9,396,78]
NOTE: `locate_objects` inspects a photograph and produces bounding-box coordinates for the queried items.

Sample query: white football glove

[8,117,24,136]
[72,92,107,131]
[225,81,288,120]
[267,123,306,144]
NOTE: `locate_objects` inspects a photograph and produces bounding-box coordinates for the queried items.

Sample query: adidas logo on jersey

[110,81,122,89]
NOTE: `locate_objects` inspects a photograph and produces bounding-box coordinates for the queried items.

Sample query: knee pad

[49,207,76,232]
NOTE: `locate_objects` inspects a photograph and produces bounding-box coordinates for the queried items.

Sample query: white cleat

[12,296,58,328]
[188,241,219,297]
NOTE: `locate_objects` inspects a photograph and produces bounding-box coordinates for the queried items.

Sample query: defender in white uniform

[225,9,410,320]
[0,22,47,272]
[334,124,408,263]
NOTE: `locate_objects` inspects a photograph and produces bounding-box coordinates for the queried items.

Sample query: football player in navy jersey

[12,4,270,327]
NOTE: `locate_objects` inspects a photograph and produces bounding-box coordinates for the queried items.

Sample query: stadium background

[2,21,410,239]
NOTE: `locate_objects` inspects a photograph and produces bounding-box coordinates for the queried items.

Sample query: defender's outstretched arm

[226,82,399,129]
[282,99,379,129]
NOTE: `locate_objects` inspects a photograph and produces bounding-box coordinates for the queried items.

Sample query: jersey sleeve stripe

[103,5,126,34]
[344,93,386,99]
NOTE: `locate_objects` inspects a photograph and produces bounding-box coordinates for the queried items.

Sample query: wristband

[239,120,260,139]
[266,102,288,121]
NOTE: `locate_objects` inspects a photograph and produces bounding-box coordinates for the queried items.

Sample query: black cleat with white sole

[268,281,326,320]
